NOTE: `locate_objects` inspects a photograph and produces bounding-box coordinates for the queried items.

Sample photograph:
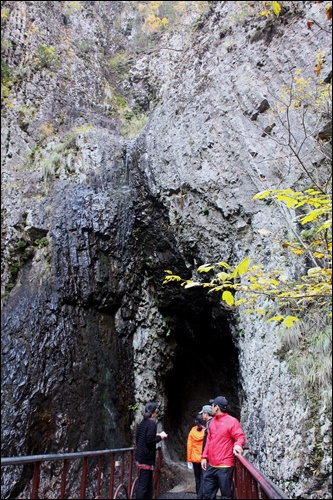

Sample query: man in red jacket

[201,396,245,499]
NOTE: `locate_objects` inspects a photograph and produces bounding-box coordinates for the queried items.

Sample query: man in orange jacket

[201,396,245,499]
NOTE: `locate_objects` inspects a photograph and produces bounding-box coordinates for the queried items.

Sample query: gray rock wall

[138,2,332,496]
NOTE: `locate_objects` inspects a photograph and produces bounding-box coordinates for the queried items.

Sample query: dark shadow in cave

[160,287,240,462]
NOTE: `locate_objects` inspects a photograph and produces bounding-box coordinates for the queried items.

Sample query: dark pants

[136,468,153,499]
[198,465,218,499]
[202,465,234,500]
[193,462,202,496]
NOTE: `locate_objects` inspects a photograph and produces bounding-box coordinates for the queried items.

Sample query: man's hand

[233,445,243,456]
[201,458,207,470]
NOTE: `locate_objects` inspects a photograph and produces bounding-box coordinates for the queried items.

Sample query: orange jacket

[187,425,205,463]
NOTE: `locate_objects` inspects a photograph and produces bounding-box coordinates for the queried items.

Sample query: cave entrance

[161,289,240,461]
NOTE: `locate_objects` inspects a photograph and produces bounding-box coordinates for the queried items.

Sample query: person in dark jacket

[135,402,168,499]
[199,405,213,454]
[197,404,213,499]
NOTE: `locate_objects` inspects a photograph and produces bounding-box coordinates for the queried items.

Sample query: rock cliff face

[1,1,331,498]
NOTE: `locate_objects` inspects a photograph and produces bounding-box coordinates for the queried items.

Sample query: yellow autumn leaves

[137,1,207,33]
[163,188,332,327]
[259,1,281,17]
[254,189,332,261]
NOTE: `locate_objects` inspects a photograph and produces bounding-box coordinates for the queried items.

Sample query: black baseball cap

[209,396,228,409]
[145,402,158,414]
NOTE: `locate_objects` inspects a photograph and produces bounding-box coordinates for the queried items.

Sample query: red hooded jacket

[201,413,245,467]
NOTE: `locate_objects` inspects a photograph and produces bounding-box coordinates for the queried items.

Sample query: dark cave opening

[160,288,241,462]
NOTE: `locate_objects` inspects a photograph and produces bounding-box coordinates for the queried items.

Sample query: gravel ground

[157,493,197,499]
[157,462,197,499]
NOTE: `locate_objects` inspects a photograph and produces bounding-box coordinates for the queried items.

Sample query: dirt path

[158,461,197,499]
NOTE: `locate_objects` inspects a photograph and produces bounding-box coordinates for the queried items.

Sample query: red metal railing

[234,454,287,499]
[2,448,287,499]
[1,447,163,499]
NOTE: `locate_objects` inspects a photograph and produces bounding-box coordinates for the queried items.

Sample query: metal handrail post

[30,462,40,500]
[108,452,116,498]
[80,456,88,499]
[96,456,103,499]
[60,458,68,499]
[127,450,134,499]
